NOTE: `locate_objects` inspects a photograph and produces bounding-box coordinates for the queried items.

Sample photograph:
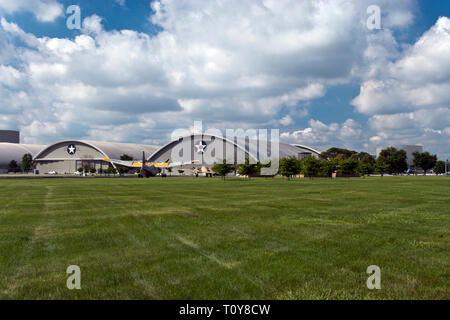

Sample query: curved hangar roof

[0,143,45,169]
[292,144,326,155]
[34,140,160,161]
[148,134,322,164]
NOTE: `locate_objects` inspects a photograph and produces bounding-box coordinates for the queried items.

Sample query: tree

[374,161,389,176]
[358,163,373,177]
[357,153,375,176]
[237,158,261,179]
[105,167,113,176]
[117,167,128,176]
[319,159,338,177]
[338,158,359,175]
[177,169,185,175]
[358,152,375,166]
[21,153,33,172]
[77,167,83,173]
[8,160,20,173]
[89,167,97,175]
[120,154,133,161]
[377,147,408,174]
[278,157,301,179]
[301,156,321,177]
[434,160,445,174]
[98,168,103,175]
[212,160,234,179]
[413,152,437,175]
[320,147,357,160]
[167,167,173,176]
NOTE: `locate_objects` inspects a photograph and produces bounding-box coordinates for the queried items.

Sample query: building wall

[298,152,313,160]
[29,137,322,175]
[36,160,109,174]
[149,135,322,176]
[149,135,256,169]
[36,141,105,160]
[35,141,109,174]
[0,130,20,143]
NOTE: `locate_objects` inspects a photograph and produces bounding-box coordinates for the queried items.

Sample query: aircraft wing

[168,160,201,168]
[102,158,169,168]
[103,158,201,168]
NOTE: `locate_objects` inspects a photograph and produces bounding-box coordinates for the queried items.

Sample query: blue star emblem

[67,144,76,155]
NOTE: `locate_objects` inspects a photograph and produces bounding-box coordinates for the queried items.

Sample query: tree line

[210,147,445,179]
[6,149,446,177]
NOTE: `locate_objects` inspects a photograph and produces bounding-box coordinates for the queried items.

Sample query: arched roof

[0,143,46,167]
[82,140,160,160]
[148,134,321,162]
[148,134,260,162]
[291,144,324,155]
[34,140,159,161]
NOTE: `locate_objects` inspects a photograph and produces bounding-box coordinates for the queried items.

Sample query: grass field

[0,176,448,300]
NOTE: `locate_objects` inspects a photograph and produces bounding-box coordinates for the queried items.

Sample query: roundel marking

[195,140,207,154]
[67,144,77,155]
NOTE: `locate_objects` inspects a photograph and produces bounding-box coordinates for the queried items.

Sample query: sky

[0,0,449,159]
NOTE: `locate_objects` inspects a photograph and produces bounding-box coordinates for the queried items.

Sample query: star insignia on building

[67,144,76,155]
[195,141,207,154]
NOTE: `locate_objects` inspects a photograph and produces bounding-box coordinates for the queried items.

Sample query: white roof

[34,140,160,161]
[81,140,160,160]
[0,143,46,166]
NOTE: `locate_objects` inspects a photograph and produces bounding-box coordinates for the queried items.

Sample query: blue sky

[7,0,160,37]
[0,0,449,159]
[9,0,450,39]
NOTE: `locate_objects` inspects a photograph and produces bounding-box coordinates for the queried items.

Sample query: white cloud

[353,17,450,115]
[281,118,364,150]
[0,0,63,22]
[384,9,415,28]
[350,16,450,158]
[3,0,378,144]
[0,65,24,87]
[82,15,103,35]
[360,107,450,158]
[114,0,126,7]
[2,0,448,159]
[279,115,293,127]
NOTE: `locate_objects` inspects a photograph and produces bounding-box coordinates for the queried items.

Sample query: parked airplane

[102,152,200,178]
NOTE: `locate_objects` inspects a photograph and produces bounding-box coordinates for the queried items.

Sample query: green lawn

[0,176,448,300]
